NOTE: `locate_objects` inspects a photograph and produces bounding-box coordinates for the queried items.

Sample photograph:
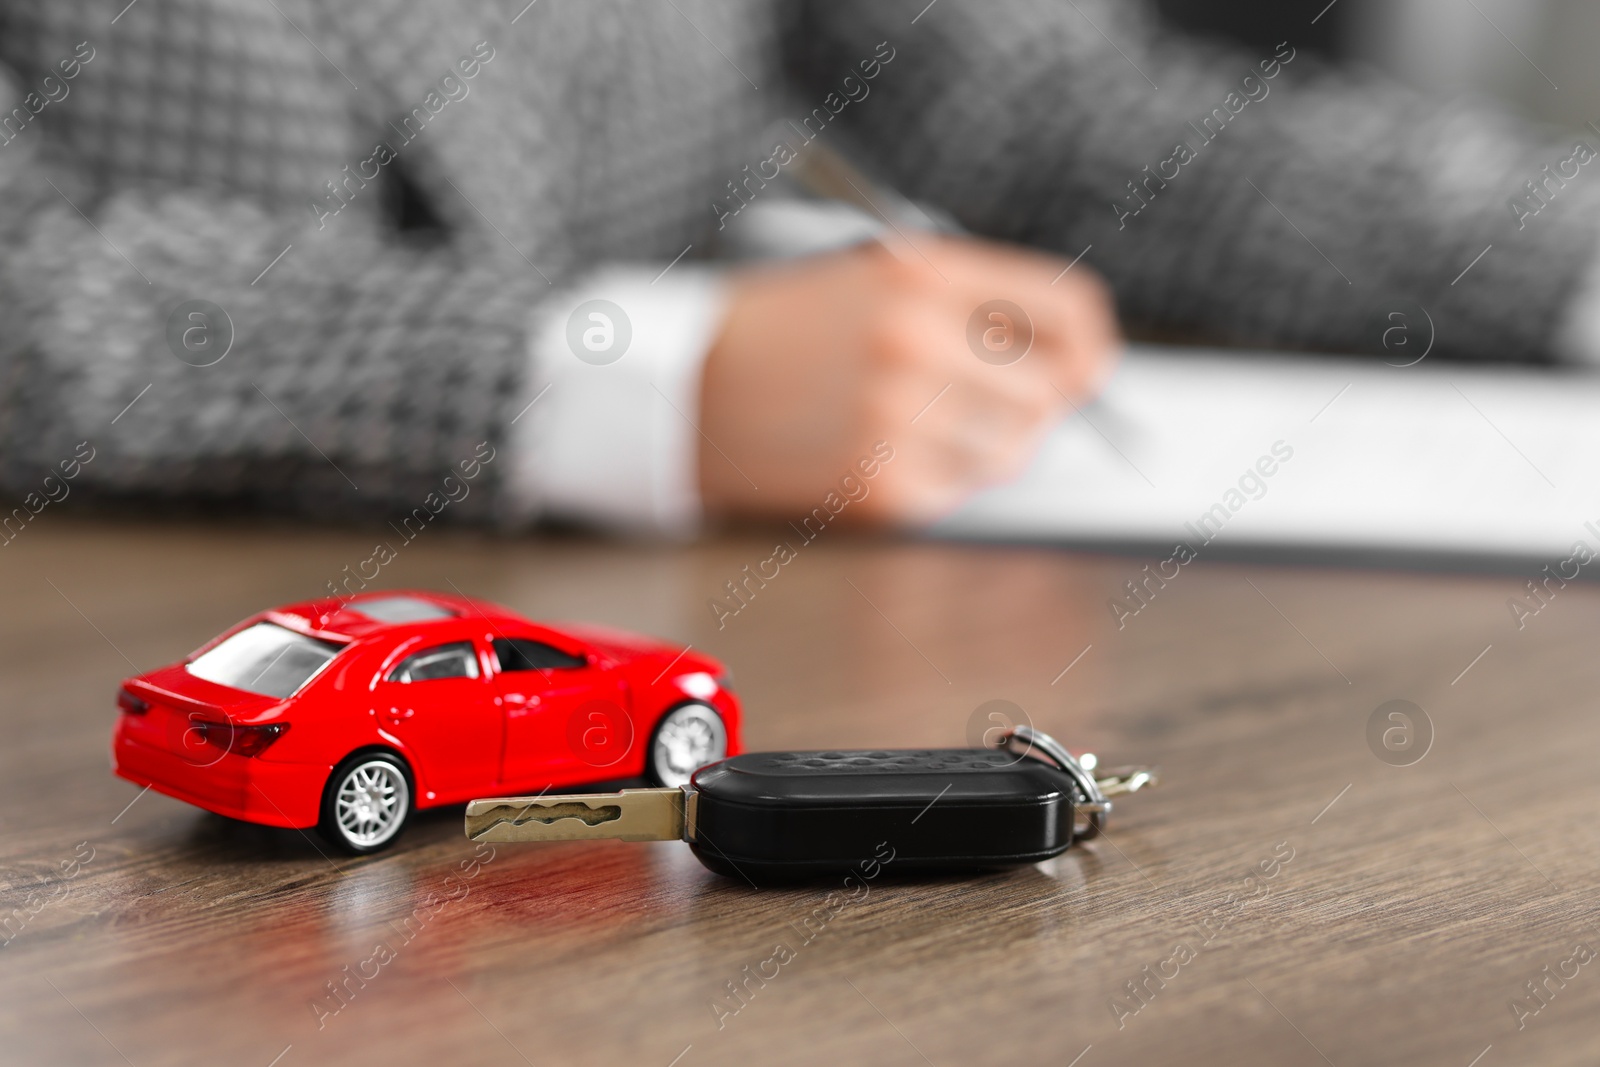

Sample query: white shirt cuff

[506,266,727,535]
[1554,244,1600,365]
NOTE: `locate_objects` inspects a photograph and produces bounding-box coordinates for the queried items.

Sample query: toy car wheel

[319,752,413,854]
[646,702,728,788]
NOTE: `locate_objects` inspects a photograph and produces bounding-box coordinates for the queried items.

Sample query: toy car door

[490,635,631,785]
[375,640,501,798]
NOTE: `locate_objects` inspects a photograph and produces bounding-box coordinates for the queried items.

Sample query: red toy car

[111,591,741,853]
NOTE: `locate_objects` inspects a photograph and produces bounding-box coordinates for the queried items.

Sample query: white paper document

[937,345,1600,564]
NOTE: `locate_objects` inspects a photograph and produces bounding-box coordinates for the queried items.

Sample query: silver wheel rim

[334,759,409,848]
[652,704,727,788]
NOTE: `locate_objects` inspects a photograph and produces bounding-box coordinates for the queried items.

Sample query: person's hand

[697,234,1121,524]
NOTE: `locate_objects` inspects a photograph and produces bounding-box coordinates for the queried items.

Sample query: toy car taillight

[117,689,149,715]
[194,721,289,758]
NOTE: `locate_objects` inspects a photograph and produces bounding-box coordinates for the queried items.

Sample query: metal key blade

[1095,766,1159,796]
[465,788,686,843]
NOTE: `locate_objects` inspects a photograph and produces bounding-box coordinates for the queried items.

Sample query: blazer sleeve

[0,37,544,523]
[786,0,1600,362]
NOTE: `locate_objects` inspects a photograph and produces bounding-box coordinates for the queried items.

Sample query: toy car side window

[388,642,481,683]
[493,637,586,672]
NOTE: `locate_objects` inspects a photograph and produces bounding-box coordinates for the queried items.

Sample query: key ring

[997,725,1157,842]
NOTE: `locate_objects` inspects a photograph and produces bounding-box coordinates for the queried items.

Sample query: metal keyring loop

[998,724,1110,840]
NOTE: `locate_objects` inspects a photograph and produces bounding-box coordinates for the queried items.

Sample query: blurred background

[1166,0,1597,128]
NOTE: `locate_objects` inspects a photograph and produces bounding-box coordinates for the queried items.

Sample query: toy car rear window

[187,622,344,699]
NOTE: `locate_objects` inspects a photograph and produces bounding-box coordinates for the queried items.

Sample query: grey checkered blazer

[1,0,1595,521]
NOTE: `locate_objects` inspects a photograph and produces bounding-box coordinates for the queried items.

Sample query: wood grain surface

[2,517,1597,1066]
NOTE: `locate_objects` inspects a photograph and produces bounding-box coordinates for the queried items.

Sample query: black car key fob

[465,726,1156,883]
[687,748,1083,880]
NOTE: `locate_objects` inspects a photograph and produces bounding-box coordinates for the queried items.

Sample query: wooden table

[2,517,1597,1066]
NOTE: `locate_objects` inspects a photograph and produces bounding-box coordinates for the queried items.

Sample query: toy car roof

[262,591,524,642]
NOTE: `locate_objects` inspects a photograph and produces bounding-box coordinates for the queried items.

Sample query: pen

[789,139,1137,443]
